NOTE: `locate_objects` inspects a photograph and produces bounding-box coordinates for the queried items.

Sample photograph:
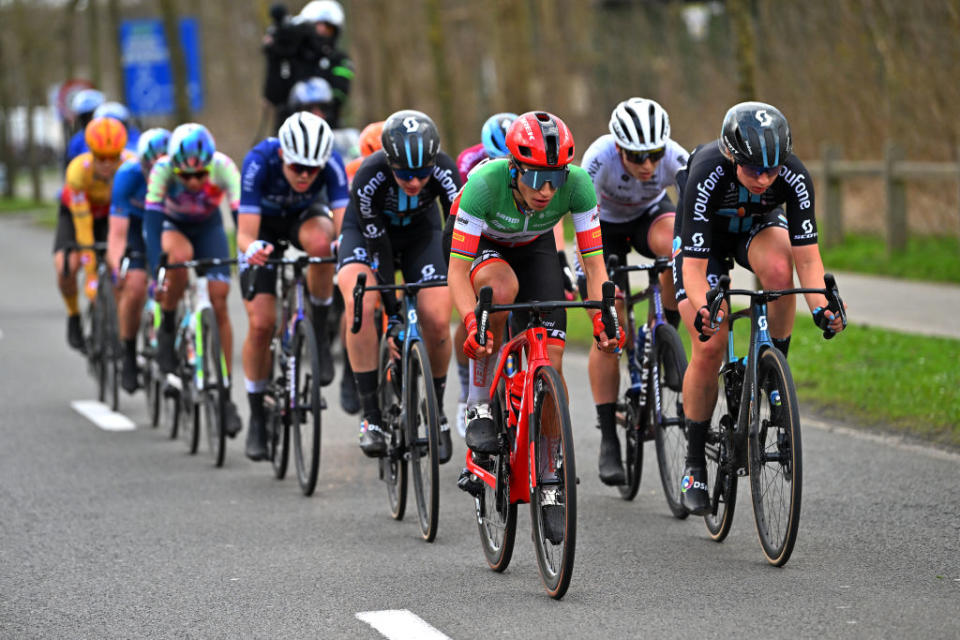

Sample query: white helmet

[298,0,345,28]
[278,111,334,167]
[609,97,671,152]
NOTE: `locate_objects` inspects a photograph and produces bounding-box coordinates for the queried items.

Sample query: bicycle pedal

[457,468,484,497]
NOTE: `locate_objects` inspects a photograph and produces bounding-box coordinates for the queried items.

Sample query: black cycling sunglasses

[622,147,666,165]
[393,165,434,181]
[516,163,569,190]
[741,164,781,178]
[287,163,322,176]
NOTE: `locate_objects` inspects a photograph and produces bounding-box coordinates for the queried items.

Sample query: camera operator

[262,1,354,131]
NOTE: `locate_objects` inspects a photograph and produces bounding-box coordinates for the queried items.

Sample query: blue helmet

[71,89,105,117]
[481,112,518,159]
[136,128,171,166]
[168,123,215,171]
[93,101,131,126]
[288,77,334,108]
[719,101,792,168]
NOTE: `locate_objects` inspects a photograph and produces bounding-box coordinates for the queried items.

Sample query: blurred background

[1,0,958,242]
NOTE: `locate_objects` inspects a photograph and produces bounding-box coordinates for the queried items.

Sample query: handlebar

[156,253,238,291]
[606,253,673,278]
[242,254,337,301]
[349,274,448,334]
[473,280,619,347]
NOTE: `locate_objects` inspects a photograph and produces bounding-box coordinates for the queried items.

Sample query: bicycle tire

[378,338,407,520]
[98,275,120,412]
[89,292,107,404]
[616,398,643,500]
[291,318,323,496]
[163,381,181,440]
[530,366,577,600]
[180,326,200,455]
[141,306,161,428]
[406,340,439,542]
[652,324,690,519]
[197,308,227,467]
[749,347,802,566]
[267,340,290,480]
[477,379,517,572]
[704,362,739,541]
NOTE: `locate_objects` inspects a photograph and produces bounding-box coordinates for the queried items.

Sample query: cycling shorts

[162,216,232,282]
[52,201,108,253]
[125,216,146,270]
[239,205,331,297]
[337,208,447,284]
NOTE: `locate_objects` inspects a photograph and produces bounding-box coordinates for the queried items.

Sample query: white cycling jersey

[580,134,689,224]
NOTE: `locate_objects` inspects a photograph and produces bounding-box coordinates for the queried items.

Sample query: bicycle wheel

[97,275,120,412]
[406,340,439,542]
[477,379,517,572]
[749,347,802,566]
[652,324,689,519]
[196,308,227,467]
[181,325,201,455]
[291,318,323,496]
[141,305,161,428]
[378,338,407,520]
[616,398,643,500]
[704,362,739,541]
[163,380,181,440]
[267,343,290,480]
[530,366,577,600]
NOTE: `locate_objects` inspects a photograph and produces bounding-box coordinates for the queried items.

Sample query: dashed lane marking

[71,400,136,431]
[356,610,451,640]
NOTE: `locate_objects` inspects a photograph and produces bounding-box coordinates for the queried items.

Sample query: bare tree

[159,0,191,123]
[107,0,125,100]
[728,0,757,101]
[0,32,15,198]
[86,0,102,89]
[60,0,82,81]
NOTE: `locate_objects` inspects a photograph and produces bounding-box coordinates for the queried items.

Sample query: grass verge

[0,197,57,227]
[816,233,959,284]
[566,302,960,448]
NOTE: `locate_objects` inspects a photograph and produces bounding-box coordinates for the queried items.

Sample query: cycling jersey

[238,138,349,218]
[110,160,151,271]
[62,150,137,220]
[450,158,601,258]
[145,151,241,224]
[581,134,688,224]
[455,143,488,184]
[676,141,817,259]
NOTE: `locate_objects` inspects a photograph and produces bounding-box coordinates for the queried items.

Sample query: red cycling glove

[592,312,626,350]
[462,311,493,359]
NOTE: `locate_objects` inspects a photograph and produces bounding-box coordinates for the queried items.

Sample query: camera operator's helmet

[85,117,127,157]
[288,77,334,109]
[718,101,792,168]
[71,89,105,118]
[169,123,215,171]
[279,111,334,168]
[506,111,575,168]
[136,128,171,166]
[381,110,440,171]
[93,101,132,127]
[609,98,670,152]
[481,112,518,159]
[298,0,345,29]
[358,121,385,157]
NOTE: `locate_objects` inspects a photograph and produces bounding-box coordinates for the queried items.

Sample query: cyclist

[673,101,845,514]
[448,111,622,457]
[93,101,141,149]
[337,109,461,462]
[64,89,105,166]
[53,117,135,352]
[581,97,689,485]
[107,127,171,393]
[237,111,348,461]
[144,123,243,437]
[344,120,384,184]
[288,76,335,122]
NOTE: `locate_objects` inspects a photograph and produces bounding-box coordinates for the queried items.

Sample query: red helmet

[505,111,575,168]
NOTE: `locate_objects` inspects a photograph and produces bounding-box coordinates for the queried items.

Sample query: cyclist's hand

[558,251,577,301]
[463,311,494,359]
[592,312,625,353]
[813,305,846,334]
[386,313,403,361]
[694,304,724,339]
[239,240,274,272]
[113,268,125,292]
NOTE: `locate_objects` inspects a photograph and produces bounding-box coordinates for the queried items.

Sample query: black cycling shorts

[337,209,447,284]
[52,201,108,253]
[239,205,331,297]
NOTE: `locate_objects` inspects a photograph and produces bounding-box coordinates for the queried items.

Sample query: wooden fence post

[885,141,907,253]
[822,142,843,247]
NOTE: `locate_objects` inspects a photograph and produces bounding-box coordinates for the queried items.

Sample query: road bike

[156,254,236,467]
[350,273,448,542]
[460,281,617,599]
[607,256,688,516]
[698,273,846,566]
[243,246,338,496]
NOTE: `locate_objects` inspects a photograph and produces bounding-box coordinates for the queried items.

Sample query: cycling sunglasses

[741,164,782,178]
[392,165,434,181]
[622,147,666,165]
[287,163,322,176]
[516,164,569,190]
[93,153,121,163]
[176,169,209,181]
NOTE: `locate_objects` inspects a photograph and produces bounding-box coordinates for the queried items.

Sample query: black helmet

[381,109,440,170]
[718,101,792,167]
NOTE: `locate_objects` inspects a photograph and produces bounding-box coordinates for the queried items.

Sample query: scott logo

[802,219,813,234]
[402,117,420,133]
[755,109,773,127]
[692,233,704,247]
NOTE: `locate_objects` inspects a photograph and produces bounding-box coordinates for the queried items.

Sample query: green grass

[0,197,58,227]
[818,233,959,283]
[566,303,960,448]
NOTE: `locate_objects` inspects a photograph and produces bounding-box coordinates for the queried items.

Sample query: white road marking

[71,400,136,431]
[356,610,451,640]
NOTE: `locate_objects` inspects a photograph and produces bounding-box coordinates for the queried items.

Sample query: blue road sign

[120,18,204,117]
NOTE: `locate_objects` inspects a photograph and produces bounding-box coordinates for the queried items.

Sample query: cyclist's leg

[296,207,337,384]
[745,212,794,356]
[118,217,148,391]
[156,222,192,373]
[640,200,680,326]
[442,213,469,436]
[53,202,84,349]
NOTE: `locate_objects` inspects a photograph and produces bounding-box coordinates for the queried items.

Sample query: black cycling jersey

[676,141,818,260]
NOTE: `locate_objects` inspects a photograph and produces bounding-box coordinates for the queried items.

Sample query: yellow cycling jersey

[61,150,136,219]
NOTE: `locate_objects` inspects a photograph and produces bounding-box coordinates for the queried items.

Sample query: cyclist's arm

[680,255,712,312]
[63,157,94,249]
[143,161,170,274]
[324,152,350,236]
[331,206,346,237]
[448,254,475,323]
[236,213,262,256]
[793,243,831,312]
[448,192,481,322]
[106,216,129,275]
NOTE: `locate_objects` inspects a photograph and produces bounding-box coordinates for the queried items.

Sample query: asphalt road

[1,215,957,639]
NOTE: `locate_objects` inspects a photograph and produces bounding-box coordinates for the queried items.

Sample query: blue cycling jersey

[238,138,349,218]
[110,160,146,221]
